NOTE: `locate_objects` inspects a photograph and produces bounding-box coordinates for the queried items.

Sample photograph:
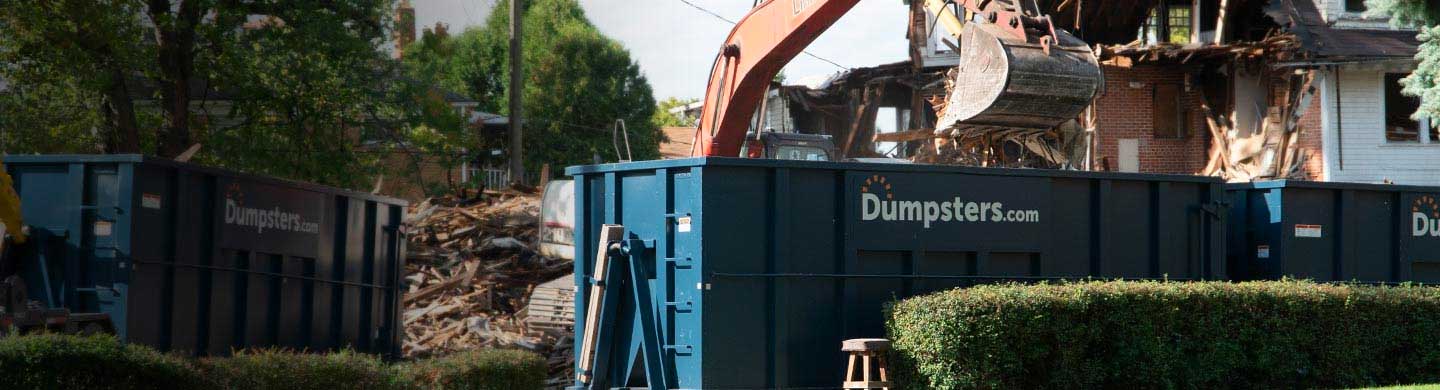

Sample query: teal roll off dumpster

[2,155,406,357]
[568,158,1228,389]
[1227,180,1440,283]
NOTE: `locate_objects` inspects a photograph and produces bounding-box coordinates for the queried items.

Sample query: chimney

[394,0,416,59]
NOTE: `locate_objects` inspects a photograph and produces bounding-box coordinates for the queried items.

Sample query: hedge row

[0,334,545,389]
[886,280,1440,390]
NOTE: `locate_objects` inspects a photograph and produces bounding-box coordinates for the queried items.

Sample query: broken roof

[1267,0,1420,60]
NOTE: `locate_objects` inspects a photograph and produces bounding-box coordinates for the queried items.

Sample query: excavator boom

[693,0,1102,157]
[692,0,863,157]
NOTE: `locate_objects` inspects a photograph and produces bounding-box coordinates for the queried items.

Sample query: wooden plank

[843,381,893,389]
[576,224,624,384]
[402,263,476,305]
[842,86,884,158]
[1215,0,1229,45]
[873,129,938,143]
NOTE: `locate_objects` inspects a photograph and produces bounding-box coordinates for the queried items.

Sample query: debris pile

[401,190,574,382]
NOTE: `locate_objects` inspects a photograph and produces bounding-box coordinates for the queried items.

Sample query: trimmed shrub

[886,280,1440,389]
[402,349,546,390]
[200,349,410,390]
[0,333,208,389]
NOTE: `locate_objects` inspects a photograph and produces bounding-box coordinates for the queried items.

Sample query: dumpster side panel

[1400,191,1440,281]
[775,168,843,387]
[1352,190,1399,282]
[569,159,1226,389]
[9,162,85,311]
[1227,181,1440,283]
[1046,177,1093,277]
[3,155,405,357]
[701,166,772,390]
[1280,188,1338,280]
[128,163,179,349]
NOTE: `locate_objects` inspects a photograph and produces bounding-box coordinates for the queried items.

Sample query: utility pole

[508,0,525,185]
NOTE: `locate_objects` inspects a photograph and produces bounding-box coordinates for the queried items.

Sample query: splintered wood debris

[402,189,576,383]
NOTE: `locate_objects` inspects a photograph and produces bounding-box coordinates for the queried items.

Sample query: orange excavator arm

[691,0,862,157]
[693,0,1102,158]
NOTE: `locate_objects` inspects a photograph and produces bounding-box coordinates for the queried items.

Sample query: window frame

[1344,0,1367,13]
[1152,83,1190,139]
[1383,72,1430,144]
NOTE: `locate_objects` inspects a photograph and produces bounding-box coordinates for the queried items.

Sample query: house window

[1140,2,1194,44]
[1345,0,1366,13]
[1153,84,1190,138]
[1385,73,1432,143]
[1166,4,1193,44]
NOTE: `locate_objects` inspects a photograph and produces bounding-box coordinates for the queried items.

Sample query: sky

[410,0,911,100]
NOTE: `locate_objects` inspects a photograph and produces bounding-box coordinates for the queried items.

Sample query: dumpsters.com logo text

[224,184,320,235]
[859,175,1040,228]
[1415,195,1440,237]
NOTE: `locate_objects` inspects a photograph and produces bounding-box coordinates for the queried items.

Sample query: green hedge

[0,334,546,389]
[402,349,547,390]
[200,349,410,389]
[0,333,208,389]
[886,280,1440,389]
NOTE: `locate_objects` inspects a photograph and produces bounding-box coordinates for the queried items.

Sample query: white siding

[1314,0,1398,29]
[1320,65,1440,185]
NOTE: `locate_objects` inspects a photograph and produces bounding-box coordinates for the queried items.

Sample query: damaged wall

[1092,65,1212,173]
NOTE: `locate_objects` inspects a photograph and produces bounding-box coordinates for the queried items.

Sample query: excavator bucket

[936,21,1102,133]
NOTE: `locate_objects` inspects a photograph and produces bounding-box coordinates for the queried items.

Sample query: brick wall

[1294,92,1325,180]
[1091,65,1211,174]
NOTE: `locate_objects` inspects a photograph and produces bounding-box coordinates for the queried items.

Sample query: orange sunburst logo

[861,174,894,200]
[224,183,245,206]
[1415,195,1439,219]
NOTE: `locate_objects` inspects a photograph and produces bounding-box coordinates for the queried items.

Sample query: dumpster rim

[564,157,1225,184]
[1227,179,1440,193]
[4,154,408,206]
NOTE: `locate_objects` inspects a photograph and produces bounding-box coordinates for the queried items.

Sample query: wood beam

[1215,0,1229,45]
[873,129,939,143]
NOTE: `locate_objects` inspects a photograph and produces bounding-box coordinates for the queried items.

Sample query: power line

[675,0,849,71]
[456,0,478,26]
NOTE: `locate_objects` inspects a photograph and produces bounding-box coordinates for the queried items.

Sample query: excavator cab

[739,131,838,161]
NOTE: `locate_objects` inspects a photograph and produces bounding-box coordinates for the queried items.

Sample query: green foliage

[188,0,404,189]
[402,349,547,389]
[0,78,104,154]
[1367,0,1440,27]
[0,0,153,154]
[652,97,699,128]
[887,280,1440,390]
[0,333,208,389]
[403,0,661,168]
[1367,0,1440,124]
[0,0,471,192]
[0,334,545,390]
[200,349,410,390]
[1395,26,1440,124]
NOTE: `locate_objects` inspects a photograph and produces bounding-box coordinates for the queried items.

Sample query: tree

[1367,0,1440,123]
[652,97,699,128]
[403,0,661,168]
[0,1,152,153]
[0,1,442,190]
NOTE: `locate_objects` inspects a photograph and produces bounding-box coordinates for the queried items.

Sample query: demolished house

[763,0,1432,184]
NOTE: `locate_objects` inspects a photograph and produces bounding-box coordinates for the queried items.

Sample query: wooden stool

[841,338,891,389]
